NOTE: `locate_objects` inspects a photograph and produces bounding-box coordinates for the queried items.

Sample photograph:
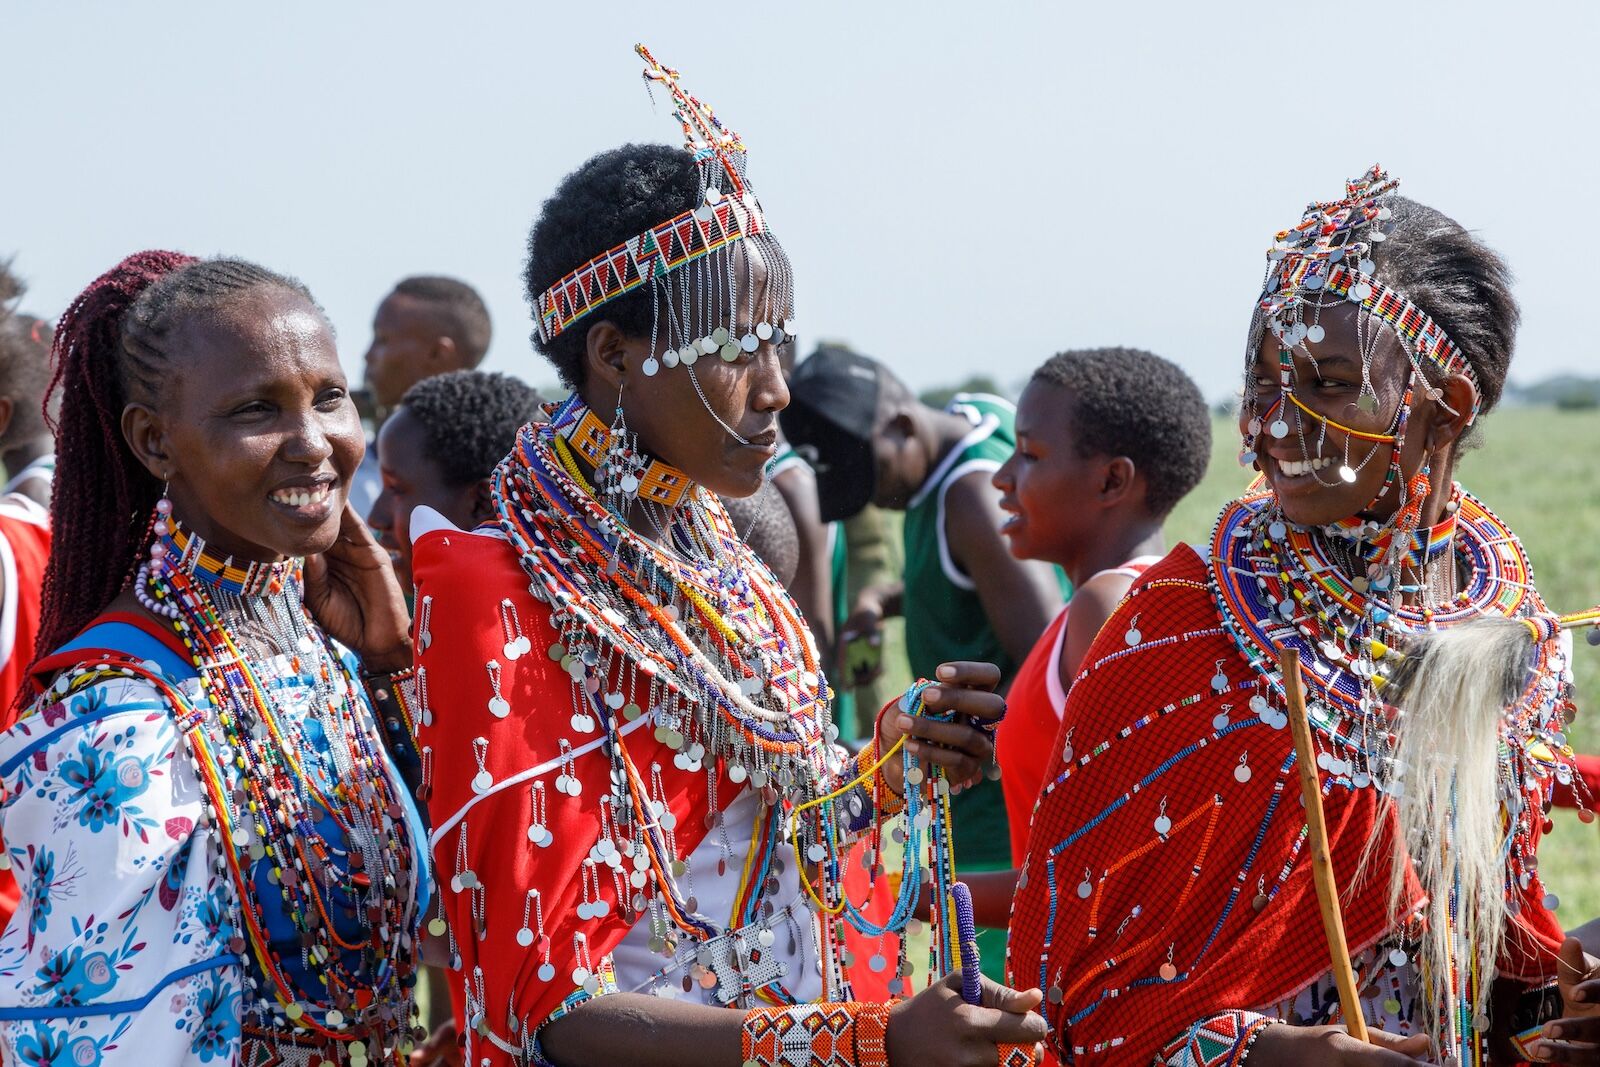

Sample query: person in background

[363,275,493,412]
[0,303,57,508]
[992,347,1211,866]
[954,348,1211,947]
[780,344,1068,977]
[368,369,542,590]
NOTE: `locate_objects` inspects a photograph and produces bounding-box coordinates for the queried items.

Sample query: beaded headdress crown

[1254,165,1476,396]
[532,45,796,376]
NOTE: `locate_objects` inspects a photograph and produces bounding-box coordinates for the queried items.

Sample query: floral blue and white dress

[0,618,428,1066]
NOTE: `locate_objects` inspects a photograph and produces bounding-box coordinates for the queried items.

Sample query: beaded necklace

[134,517,422,1061]
[1207,486,1570,1063]
[1207,486,1546,778]
[487,398,966,1007]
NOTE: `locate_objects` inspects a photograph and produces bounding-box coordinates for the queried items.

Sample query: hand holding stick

[1280,646,1370,1044]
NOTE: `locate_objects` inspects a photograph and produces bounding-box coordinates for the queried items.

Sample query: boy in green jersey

[780,345,1066,973]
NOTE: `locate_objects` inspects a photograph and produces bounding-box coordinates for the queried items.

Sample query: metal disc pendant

[472,770,493,793]
[1269,420,1289,439]
[1235,763,1252,783]
[1338,465,1357,483]
[740,333,759,353]
[1159,963,1178,981]
[1306,325,1325,343]
[756,322,773,340]
[719,343,740,362]
[517,927,534,948]
[489,696,511,718]
[1077,879,1093,899]
[1154,815,1173,835]
[642,356,660,377]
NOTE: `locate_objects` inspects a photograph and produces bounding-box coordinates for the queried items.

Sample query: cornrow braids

[35,252,319,669]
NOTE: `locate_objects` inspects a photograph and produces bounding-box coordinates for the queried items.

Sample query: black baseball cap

[779,345,882,523]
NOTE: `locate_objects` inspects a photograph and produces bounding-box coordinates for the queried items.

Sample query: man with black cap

[780,344,1066,973]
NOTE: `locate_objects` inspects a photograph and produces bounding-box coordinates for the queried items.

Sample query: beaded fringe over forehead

[532,45,796,362]
[1254,165,1476,391]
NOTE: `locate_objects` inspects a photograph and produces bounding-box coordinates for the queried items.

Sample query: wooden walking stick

[1280,646,1370,1043]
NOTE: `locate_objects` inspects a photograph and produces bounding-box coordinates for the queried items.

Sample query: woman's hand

[877,661,1004,795]
[1248,1021,1430,1064]
[887,972,1047,1067]
[1534,935,1600,1063]
[304,502,413,673]
[408,1020,463,1067]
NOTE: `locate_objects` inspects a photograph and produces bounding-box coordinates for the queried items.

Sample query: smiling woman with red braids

[0,251,430,1065]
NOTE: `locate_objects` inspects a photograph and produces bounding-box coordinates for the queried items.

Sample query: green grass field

[1166,407,1600,925]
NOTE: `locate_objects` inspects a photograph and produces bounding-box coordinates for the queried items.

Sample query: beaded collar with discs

[132,505,424,1054]
[493,395,837,794]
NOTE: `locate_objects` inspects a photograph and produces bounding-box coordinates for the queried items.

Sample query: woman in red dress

[411,48,1046,1067]
[1007,168,1600,1065]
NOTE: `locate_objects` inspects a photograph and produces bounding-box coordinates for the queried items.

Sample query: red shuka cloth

[413,524,741,1047]
[0,497,50,926]
[1006,546,1565,1064]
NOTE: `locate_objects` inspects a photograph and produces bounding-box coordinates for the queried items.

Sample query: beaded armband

[1157,1011,1278,1066]
[741,1003,890,1067]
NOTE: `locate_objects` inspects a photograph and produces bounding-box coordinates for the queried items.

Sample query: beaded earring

[595,387,647,512]
[134,485,180,619]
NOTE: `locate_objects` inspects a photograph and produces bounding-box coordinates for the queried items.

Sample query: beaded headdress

[531,45,796,377]
[1239,166,1475,527]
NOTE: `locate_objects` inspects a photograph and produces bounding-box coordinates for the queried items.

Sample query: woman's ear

[581,321,630,397]
[1423,372,1479,453]
[120,402,172,482]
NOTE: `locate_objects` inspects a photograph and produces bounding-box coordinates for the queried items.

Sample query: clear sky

[4,1,1596,401]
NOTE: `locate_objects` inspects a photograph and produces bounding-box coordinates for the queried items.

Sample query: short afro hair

[523,144,700,389]
[391,275,492,366]
[1368,194,1517,418]
[0,313,55,443]
[398,370,544,486]
[1030,347,1212,518]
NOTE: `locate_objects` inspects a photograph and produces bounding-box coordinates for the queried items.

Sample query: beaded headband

[531,45,796,371]
[1256,165,1476,393]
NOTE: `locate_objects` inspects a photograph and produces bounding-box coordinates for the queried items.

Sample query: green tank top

[901,394,1029,875]
[902,394,1024,678]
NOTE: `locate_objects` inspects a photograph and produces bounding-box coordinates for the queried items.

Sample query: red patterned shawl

[413,525,738,1053]
[1006,545,1565,1064]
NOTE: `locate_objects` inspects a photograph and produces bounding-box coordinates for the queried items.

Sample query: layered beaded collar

[1318,484,1462,571]
[491,399,836,792]
[1208,485,1539,738]
[551,397,694,509]
[159,521,298,597]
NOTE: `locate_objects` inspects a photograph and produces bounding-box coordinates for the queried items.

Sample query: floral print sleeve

[0,670,242,1066]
